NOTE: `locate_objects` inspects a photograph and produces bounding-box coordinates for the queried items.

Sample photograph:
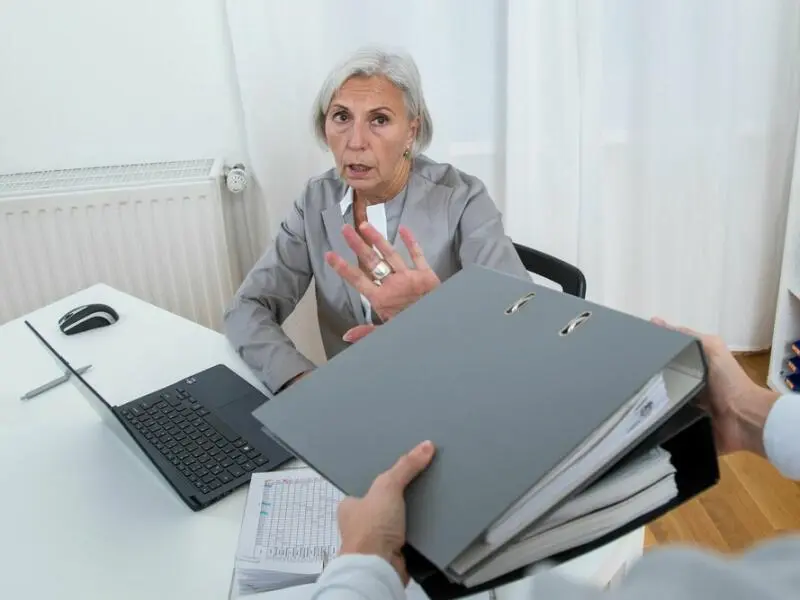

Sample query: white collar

[339,187,353,216]
[339,187,392,216]
[338,185,389,262]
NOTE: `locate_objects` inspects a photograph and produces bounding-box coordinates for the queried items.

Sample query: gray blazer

[223,154,529,393]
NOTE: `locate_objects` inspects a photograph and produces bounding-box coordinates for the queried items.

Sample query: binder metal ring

[559,311,592,336]
[505,292,536,315]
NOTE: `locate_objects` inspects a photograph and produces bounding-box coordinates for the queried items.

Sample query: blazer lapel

[321,204,366,324]
[393,173,449,267]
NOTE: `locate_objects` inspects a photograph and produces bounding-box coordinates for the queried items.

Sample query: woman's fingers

[398,226,431,271]
[341,223,429,276]
[357,223,409,273]
[343,324,378,343]
[341,224,386,274]
[325,251,375,297]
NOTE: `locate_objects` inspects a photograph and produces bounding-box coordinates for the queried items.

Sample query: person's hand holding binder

[651,317,779,458]
[337,440,436,584]
[325,222,440,342]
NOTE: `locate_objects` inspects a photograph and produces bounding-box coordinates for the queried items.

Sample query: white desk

[0,284,644,600]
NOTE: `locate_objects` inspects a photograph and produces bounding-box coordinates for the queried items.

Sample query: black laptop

[25,320,293,511]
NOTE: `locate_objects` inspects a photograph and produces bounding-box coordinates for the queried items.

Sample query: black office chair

[513,242,587,299]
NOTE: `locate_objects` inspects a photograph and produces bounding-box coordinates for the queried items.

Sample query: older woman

[224,46,528,394]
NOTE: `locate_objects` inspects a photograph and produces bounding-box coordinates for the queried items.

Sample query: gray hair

[312,46,433,155]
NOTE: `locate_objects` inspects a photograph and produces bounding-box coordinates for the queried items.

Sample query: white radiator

[0,159,239,331]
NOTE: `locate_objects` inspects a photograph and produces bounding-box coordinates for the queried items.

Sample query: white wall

[0,0,246,174]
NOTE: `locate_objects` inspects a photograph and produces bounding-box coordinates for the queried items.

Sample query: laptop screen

[24,320,184,495]
[24,320,116,418]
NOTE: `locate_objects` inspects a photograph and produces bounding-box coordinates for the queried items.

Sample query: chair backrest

[513,242,587,299]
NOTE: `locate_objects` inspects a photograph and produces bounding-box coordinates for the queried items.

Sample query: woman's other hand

[342,324,378,343]
[278,370,311,392]
[326,223,440,324]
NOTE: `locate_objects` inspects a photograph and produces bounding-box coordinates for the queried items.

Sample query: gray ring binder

[251,264,717,600]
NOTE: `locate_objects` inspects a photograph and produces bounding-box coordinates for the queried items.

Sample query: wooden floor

[644,351,800,552]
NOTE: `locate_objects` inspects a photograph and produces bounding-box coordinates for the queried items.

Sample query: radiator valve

[224,163,248,194]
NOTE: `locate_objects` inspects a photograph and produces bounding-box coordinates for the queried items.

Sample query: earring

[403,148,411,159]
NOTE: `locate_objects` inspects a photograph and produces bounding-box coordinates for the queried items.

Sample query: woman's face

[324,75,418,196]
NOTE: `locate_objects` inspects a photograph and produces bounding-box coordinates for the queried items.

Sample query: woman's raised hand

[325,222,440,339]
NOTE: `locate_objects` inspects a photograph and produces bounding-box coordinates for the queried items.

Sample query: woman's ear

[406,117,420,149]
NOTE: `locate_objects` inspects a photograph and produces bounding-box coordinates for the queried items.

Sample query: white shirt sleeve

[762,393,800,480]
[310,554,406,600]
[312,537,800,600]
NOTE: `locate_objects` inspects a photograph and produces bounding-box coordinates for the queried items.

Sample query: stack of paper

[480,372,673,550]
[451,445,677,586]
[443,373,680,585]
[231,469,343,597]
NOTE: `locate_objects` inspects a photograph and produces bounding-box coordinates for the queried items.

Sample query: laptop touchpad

[216,393,274,443]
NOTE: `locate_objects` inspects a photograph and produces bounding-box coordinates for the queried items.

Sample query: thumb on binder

[338,441,437,583]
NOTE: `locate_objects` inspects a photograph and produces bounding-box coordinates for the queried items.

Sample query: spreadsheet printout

[236,469,344,571]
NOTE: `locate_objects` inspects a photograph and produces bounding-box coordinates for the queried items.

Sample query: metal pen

[19,365,92,401]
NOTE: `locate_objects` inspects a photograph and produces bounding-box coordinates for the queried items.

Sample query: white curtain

[504,0,800,350]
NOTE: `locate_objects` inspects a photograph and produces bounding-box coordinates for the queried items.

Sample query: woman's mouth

[346,164,373,178]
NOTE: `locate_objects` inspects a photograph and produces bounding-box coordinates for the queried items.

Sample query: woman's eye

[332,112,348,123]
[372,115,389,126]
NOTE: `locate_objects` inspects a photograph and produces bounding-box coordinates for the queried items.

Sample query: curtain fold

[504,0,800,350]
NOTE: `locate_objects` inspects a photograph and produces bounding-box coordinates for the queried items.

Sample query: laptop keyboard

[119,387,269,495]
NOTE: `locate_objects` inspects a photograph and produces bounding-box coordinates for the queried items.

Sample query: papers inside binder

[449,446,677,585]
[480,372,677,550]
[456,450,678,586]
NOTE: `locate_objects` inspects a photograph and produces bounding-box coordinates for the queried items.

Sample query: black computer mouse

[58,303,119,335]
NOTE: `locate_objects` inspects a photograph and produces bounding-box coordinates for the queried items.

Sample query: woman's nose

[346,121,368,150]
